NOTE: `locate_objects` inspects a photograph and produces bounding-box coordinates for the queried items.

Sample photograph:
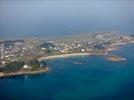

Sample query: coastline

[2,43,133,78]
[0,67,48,78]
[38,53,90,61]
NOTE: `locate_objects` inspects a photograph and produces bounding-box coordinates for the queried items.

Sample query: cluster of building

[44,40,87,53]
[40,32,134,54]
[0,40,34,66]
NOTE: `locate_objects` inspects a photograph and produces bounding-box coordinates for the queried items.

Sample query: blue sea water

[0,44,134,100]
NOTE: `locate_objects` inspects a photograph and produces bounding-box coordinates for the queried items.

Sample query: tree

[25,58,40,71]
[40,61,47,67]
[0,61,25,73]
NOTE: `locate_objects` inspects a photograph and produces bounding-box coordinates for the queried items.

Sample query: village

[0,32,134,66]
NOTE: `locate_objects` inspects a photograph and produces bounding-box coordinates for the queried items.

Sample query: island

[106,55,127,62]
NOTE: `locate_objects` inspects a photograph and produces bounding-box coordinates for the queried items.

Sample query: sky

[0,0,134,39]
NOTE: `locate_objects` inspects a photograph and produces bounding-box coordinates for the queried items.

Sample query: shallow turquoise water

[0,44,134,100]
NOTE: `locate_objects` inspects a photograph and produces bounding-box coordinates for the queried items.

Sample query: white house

[23,64,31,69]
[81,49,85,52]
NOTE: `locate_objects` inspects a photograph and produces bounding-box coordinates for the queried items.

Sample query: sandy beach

[38,53,90,61]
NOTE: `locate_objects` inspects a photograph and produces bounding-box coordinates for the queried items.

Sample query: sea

[0,44,134,100]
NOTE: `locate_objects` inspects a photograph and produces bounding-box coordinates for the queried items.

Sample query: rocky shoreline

[0,67,48,78]
[106,55,126,62]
